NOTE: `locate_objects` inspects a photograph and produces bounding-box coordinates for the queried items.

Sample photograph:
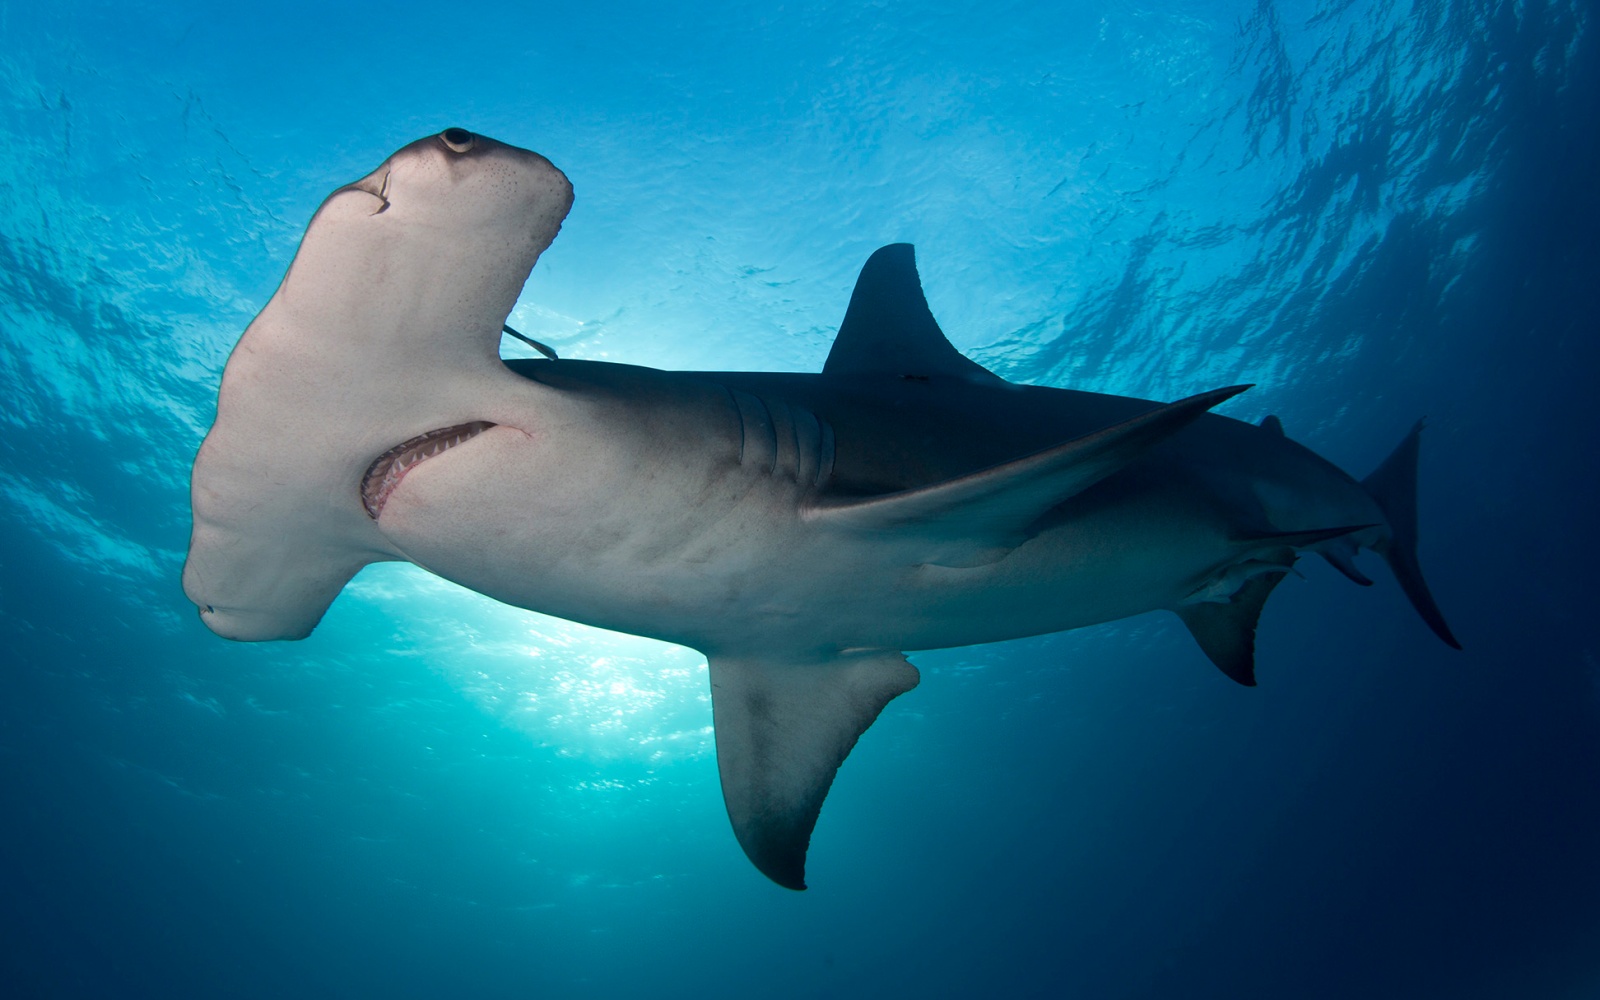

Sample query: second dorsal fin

[822,244,1004,384]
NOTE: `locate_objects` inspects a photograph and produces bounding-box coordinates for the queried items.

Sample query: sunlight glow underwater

[342,565,713,768]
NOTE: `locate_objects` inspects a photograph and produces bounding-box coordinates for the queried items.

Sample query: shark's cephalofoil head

[184,129,573,642]
[334,129,574,255]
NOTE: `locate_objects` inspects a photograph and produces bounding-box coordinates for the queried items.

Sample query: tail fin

[1362,421,1462,649]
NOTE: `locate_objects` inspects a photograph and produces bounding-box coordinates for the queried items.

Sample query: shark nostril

[440,128,476,153]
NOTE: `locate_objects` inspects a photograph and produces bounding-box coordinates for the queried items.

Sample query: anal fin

[1174,570,1288,686]
[1321,543,1374,586]
[708,650,919,890]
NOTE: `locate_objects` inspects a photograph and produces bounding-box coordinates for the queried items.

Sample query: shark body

[184,130,1458,889]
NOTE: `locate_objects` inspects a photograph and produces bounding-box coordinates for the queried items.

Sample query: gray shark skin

[184,129,1459,890]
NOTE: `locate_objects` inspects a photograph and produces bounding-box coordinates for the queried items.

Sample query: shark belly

[370,371,1280,659]
[370,375,828,652]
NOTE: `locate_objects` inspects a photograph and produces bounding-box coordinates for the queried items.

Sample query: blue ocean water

[2,0,1596,996]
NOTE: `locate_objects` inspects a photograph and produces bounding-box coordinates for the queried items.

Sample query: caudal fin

[1361,421,1462,649]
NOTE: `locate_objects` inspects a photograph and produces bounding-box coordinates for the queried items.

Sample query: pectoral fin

[708,651,920,890]
[808,384,1251,567]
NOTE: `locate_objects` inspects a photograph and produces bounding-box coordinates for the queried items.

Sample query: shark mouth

[361,421,496,519]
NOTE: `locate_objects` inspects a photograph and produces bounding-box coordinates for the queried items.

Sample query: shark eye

[440,128,476,153]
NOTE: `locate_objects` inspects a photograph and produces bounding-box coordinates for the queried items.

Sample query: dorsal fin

[822,244,1004,384]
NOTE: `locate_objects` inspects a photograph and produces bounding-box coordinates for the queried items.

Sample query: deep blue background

[3,1,1597,996]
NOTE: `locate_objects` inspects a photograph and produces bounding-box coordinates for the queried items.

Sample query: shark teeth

[360,421,495,519]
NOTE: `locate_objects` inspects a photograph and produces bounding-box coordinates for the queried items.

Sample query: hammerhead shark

[184,129,1459,889]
